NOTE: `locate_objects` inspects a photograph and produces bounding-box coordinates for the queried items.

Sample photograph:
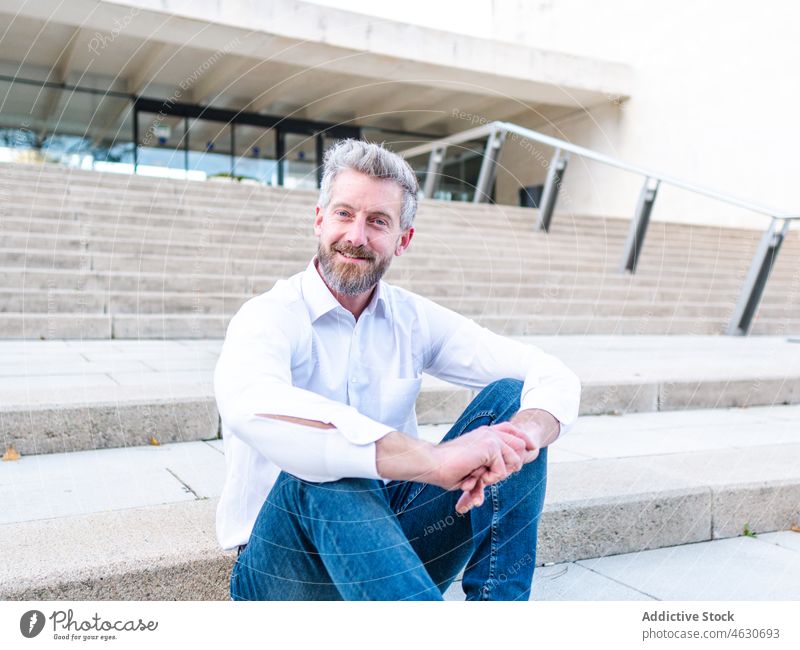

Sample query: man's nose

[343,217,368,247]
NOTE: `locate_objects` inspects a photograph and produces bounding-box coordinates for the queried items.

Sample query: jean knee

[481,378,523,411]
[486,378,523,395]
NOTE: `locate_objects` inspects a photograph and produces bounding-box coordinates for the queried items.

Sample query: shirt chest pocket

[379,377,423,430]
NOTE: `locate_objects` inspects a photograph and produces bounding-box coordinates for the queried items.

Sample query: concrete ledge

[539,488,712,565]
[111,314,229,339]
[0,313,112,339]
[5,375,800,454]
[0,500,231,600]
[0,397,219,456]
[659,377,800,410]
[0,313,745,338]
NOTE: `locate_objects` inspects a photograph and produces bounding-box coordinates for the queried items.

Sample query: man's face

[314,169,414,296]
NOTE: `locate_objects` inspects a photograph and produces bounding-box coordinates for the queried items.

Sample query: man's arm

[375,427,531,513]
[419,295,581,435]
[260,415,531,513]
[216,299,394,482]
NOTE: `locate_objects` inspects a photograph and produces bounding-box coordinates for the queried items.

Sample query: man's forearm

[375,430,437,482]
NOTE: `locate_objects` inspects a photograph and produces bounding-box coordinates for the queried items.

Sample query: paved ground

[448,532,800,600]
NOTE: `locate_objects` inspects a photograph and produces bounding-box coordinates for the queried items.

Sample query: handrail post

[473,127,507,203]
[422,145,446,198]
[535,148,569,231]
[620,177,660,273]
[726,218,790,335]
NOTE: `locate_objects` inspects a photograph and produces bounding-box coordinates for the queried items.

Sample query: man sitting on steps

[214,139,581,600]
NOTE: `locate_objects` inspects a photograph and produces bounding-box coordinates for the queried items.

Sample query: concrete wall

[495,0,799,230]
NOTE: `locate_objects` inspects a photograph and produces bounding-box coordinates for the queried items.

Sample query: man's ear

[313,206,323,236]
[394,227,414,256]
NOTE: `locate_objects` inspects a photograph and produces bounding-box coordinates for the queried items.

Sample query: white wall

[499,0,800,229]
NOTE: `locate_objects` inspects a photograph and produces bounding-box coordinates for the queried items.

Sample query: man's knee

[485,377,523,395]
[480,378,523,411]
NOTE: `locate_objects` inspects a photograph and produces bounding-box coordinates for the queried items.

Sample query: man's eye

[373,219,387,227]
[336,210,349,218]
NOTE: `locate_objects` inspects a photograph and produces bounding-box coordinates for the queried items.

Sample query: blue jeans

[230,378,548,600]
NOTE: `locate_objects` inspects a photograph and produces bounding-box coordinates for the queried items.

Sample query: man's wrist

[375,430,438,482]
[509,408,561,448]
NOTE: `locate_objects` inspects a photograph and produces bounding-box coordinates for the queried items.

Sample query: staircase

[2,161,798,339]
[1,161,799,601]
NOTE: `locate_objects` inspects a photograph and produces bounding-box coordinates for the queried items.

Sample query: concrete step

[2,209,763,265]
[4,311,800,338]
[3,265,794,304]
[0,162,725,222]
[7,265,799,299]
[0,161,784,240]
[4,335,800,455]
[3,288,775,320]
[0,223,765,268]
[9,290,799,324]
[0,207,769,258]
[1,245,783,286]
[1,403,797,599]
[0,170,763,235]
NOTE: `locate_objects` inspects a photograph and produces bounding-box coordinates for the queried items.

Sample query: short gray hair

[318,139,419,230]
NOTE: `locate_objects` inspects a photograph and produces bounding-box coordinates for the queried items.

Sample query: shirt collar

[302,257,388,323]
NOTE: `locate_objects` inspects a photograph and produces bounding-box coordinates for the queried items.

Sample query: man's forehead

[330,170,404,211]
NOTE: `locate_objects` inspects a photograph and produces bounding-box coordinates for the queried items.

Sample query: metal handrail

[400,120,799,220]
[399,120,797,335]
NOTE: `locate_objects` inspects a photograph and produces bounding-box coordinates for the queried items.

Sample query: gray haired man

[215,139,581,600]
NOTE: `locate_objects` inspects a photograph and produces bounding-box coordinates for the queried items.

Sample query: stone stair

[2,161,798,338]
[2,402,798,600]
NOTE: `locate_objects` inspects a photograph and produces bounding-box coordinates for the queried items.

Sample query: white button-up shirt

[214,258,581,550]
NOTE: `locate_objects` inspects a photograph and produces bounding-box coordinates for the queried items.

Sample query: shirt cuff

[329,411,396,445]
[519,393,576,436]
[324,434,382,479]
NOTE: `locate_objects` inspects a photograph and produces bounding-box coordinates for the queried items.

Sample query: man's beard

[317,241,393,296]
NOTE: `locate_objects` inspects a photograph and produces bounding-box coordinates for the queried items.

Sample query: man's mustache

[332,243,376,261]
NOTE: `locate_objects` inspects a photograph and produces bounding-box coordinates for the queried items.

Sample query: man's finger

[499,440,523,474]
[493,421,535,450]
[498,431,526,455]
[455,490,473,514]
[456,478,487,514]
[481,440,508,485]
